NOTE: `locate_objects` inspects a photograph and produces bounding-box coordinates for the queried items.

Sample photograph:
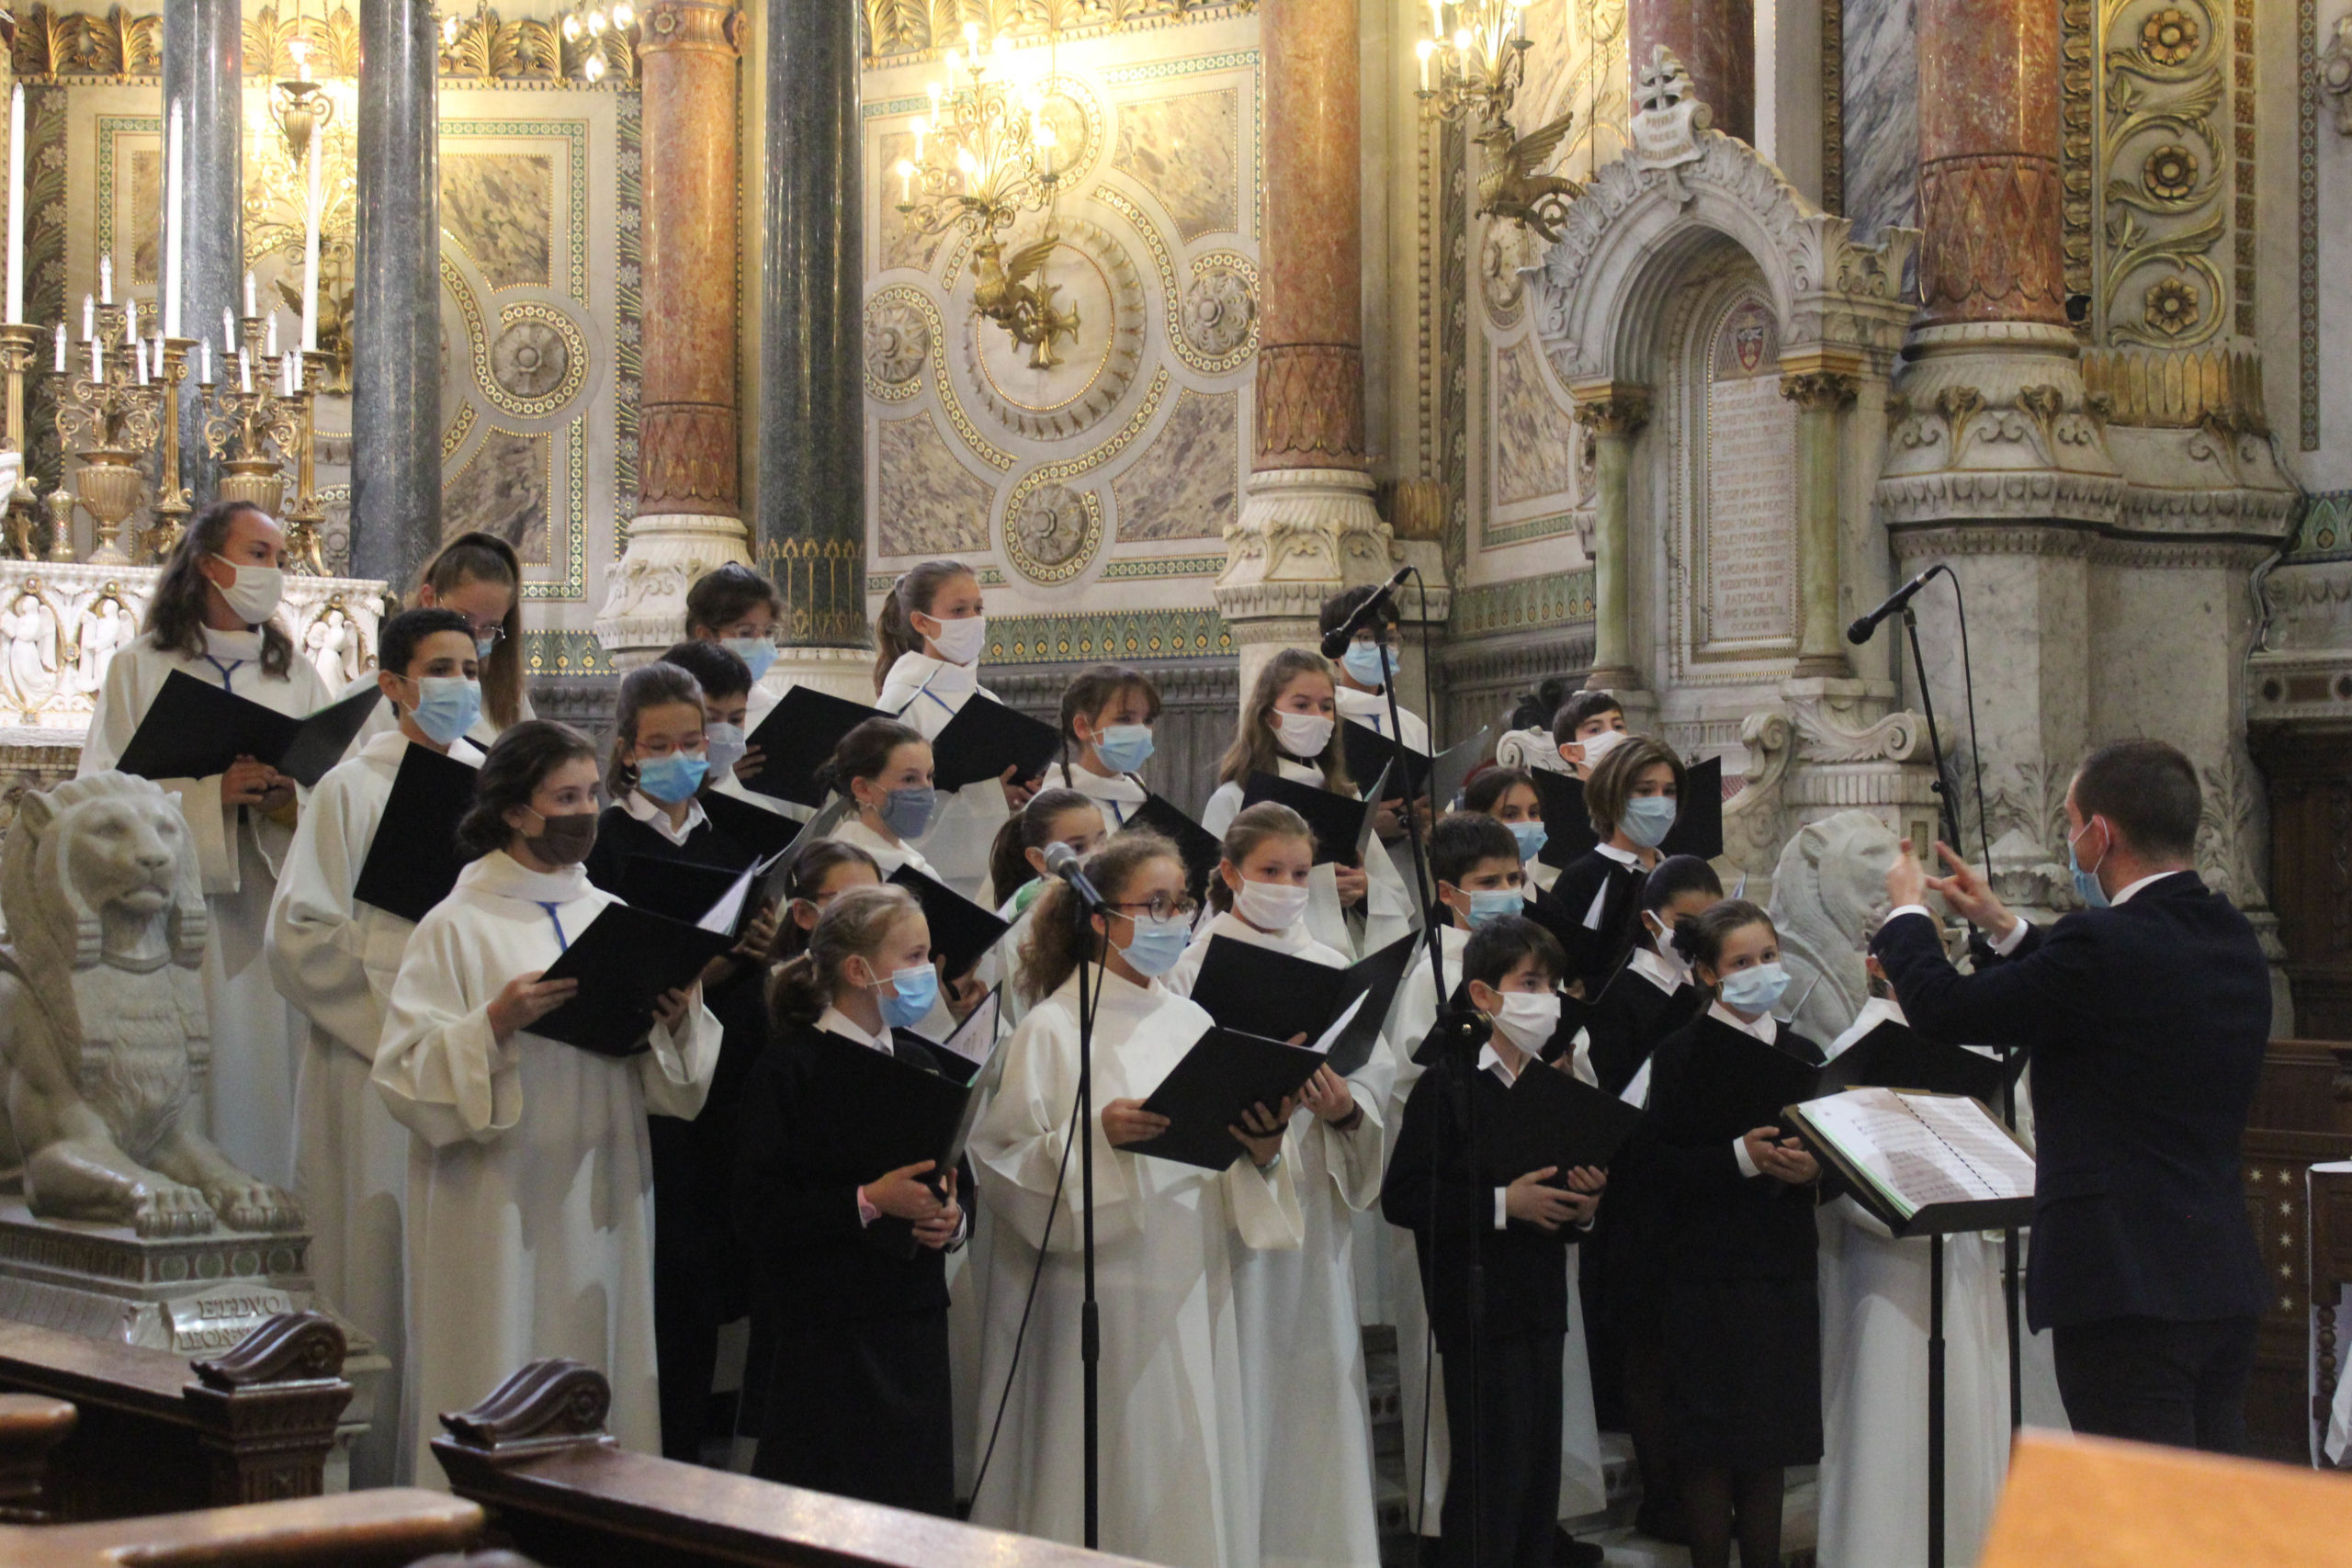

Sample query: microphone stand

[1057,865,1110,1549]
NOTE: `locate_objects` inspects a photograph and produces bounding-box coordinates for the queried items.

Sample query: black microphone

[1847,568,1938,646]
[1042,840,1107,910]
[1319,564,1415,660]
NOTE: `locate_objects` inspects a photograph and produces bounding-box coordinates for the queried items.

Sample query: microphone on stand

[1847,568,1938,645]
[1320,564,1416,660]
[1043,840,1108,911]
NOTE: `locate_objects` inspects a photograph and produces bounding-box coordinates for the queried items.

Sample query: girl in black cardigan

[1547,736,1687,997]
[1638,898,1825,1568]
[739,883,965,1513]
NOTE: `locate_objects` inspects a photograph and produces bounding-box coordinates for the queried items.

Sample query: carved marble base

[592,511,754,668]
[0,1200,386,1492]
[764,643,876,705]
[1216,467,1391,696]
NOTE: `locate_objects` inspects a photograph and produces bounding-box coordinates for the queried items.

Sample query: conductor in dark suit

[1870,739,2270,1454]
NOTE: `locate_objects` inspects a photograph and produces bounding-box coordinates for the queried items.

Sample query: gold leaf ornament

[2139,6,2198,65]
[2143,276,2200,336]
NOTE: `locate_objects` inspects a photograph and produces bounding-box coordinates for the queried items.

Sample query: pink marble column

[1629,0,1753,143]
[1254,0,1364,470]
[1915,0,2066,327]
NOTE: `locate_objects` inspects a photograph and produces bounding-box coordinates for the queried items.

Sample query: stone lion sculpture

[1766,808,1902,1047]
[0,772,300,1235]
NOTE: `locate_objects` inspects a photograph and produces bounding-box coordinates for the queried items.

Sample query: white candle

[290,350,302,393]
[198,337,210,385]
[88,339,99,383]
[122,297,136,344]
[6,85,25,324]
[223,306,236,357]
[163,101,184,340]
[134,338,146,385]
[82,294,93,342]
[243,270,256,318]
[238,344,251,393]
[152,333,164,380]
[265,311,277,361]
[51,321,63,372]
[300,122,322,351]
[97,254,111,305]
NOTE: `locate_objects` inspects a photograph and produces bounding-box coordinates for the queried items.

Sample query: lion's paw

[205,1180,305,1234]
[131,1183,217,1238]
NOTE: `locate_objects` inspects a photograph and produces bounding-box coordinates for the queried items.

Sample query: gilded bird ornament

[1475,109,1585,243]
[970,231,1080,371]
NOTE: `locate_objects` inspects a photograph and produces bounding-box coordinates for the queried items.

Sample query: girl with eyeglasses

[339,531,530,759]
[968,829,1304,1563]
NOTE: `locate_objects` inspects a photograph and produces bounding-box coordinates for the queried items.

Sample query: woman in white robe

[970,832,1303,1567]
[265,609,485,1487]
[80,502,336,1190]
[1815,990,2007,1568]
[341,531,533,758]
[1164,801,1391,1568]
[374,721,720,1485]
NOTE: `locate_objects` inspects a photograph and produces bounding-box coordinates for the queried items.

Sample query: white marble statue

[73,594,130,696]
[0,772,302,1236]
[0,587,59,718]
[1765,807,1902,1043]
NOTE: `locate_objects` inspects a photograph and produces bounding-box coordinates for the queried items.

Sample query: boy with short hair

[685,563,787,725]
[1552,691,1628,780]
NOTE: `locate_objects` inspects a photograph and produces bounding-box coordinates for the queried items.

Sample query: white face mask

[705,721,749,775]
[209,554,285,626]
[1272,710,1335,759]
[1489,990,1563,1056]
[922,613,988,667]
[1233,878,1310,932]
[1576,728,1628,770]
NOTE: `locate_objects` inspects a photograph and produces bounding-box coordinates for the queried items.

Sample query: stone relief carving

[1766,808,1902,1047]
[1008,482,1093,572]
[0,773,302,1235]
[1181,263,1255,358]
[2324,14,2352,135]
[491,318,570,400]
[864,299,932,390]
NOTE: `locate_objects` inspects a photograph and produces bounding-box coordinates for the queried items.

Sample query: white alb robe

[1045,759,1149,829]
[373,851,720,1485]
[265,728,479,1487]
[826,812,943,882]
[1204,760,1418,963]
[81,627,337,1188]
[970,969,1303,1567]
[1169,911,1391,1568]
[878,650,1014,900]
[1815,998,2007,1568]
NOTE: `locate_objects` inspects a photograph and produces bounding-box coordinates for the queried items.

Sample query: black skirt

[752,1309,955,1516]
[1660,1275,1823,1470]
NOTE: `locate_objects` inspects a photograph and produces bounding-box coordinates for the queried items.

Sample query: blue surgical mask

[637,751,709,805]
[724,637,778,683]
[407,675,481,747]
[876,962,940,1029]
[1508,819,1549,863]
[1620,794,1679,850]
[1718,961,1791,1016]
[878,785,938,840]
[2067,820,2111,909]
[1342,641,1396,689]
[1094,723,1155,773]
[475,634,502,663]
[1464,886,1522,928]
[704,721,749,776]
[1117,912,1192,977]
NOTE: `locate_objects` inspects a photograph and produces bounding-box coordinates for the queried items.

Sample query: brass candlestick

[147,336,195,562]
[52,334,166,567]
[0,322,41,560]
[278,347,334,576]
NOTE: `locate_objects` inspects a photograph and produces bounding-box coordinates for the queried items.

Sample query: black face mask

[518,807,598,868]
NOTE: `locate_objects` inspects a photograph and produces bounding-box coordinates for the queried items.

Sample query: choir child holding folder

[581,661,780,1461]
[1381,916,1607,1568]
[341,533,530,757]
[978,790,1106,1026]
[819,717,945,879]
[1550,736,1685,998]
[659,638,797,821]
[772,841,884,963]
[265,606,482,1486]
[81,500,340,1190]
[969,830,1303,1564]
[684,562,786,729]
[1637,900,1826,1568]
[1167,800,1393,1568]
[1814,959,2006,1568]
[1552,690,1627,780]
[375,721,721,1484]
[737,884,967,1511]
[1464,765,1556,893]
[1041,662,1161,827]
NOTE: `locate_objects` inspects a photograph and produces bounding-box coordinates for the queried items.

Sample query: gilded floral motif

[2144,276,2200,335]
[2139,6,2198,63]
[1180,265,1253,358]
[2142,143,2197,200]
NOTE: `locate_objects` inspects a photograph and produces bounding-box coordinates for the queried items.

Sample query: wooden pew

[0,1392,76,1522]
[2237,1039,2352,1461]
[0,1487,481,1568]
[0,1310,351,1518]
[434,1359,1154,1568]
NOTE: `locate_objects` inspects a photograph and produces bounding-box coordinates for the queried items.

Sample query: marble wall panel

[130,146,158,284]
[441,152,555,291]
[1493,339,1578,506]
[443,428,552,561]
[1111,88,1238,242]
[1114,387,1238,539]
[876,412,994,556]
[1841,0,1916,243]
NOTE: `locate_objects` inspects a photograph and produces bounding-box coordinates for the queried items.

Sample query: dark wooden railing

[2240,1040,2352,1461]
[0,1488,480,1567]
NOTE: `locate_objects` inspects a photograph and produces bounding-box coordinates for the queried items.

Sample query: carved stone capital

[593,511,755,664]
[635,0,741,55]
[1917,152,2069,328]
[1254,344,1366,468]
[1568,382,1653,436]
[1781,370,1860,412]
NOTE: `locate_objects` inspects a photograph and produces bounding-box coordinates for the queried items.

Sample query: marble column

[1215,0,1392,695]
[162,0,239,509]
[1629,0,1753,143]
[594,0,748,664]
[754,0,868,701]
[350,0,439,589]
[1780,361,1859,676]
[1570,385,1649,694]
[1914,0,2064,329]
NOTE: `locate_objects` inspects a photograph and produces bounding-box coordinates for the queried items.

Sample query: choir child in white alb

[373,720,721,1484]
[339,532,530,758]
[1041,662,1160,829]
[818,717,945,881]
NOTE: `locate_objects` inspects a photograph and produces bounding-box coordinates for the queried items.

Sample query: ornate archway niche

[1522,50,1933,892]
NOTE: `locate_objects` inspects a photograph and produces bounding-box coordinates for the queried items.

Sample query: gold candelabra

[198,316,327,573]
[0,323,42,561]
[1414,0,1585,242]
[51,303,167,567]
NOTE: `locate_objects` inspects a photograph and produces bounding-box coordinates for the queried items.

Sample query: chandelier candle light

[1413,0,1585,241]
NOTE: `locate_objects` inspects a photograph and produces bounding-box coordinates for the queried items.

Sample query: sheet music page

[1799,1087,2031,1220]
[1899,1089,2036,1198]
[695,864,758,933]
[936,988,1003,1068]
[1308,989,1371,1055]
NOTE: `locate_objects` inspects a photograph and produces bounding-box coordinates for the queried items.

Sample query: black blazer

[734,1020,958,1329]
[1543,850,1647,998]
[1582,965,1706,1098]
[1870,872,2271,1329]
[1382,1047,1580,1352]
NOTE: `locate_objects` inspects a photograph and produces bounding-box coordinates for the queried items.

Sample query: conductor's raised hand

[1102,1098,1170,1147]
[865,1160,947,1223]
[1504,1168,1584,1232]
[1230,1096,1295,1168]
[1922,839,2018,941]
[488,970,577,1042]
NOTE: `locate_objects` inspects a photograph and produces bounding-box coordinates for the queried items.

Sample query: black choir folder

[928,694,1062,794]
[1340,723,1490,808]
[1479,1063,1645,1187]
[1187,931,1419,1080]
[1532,754,1725,868]
[1239,763,1390,866]
[530,890,741,1058]
[888,864,1011,981]
[1783,1088,2036,1238]
[1814,1019,2019,1105]
[1125,794,1221,903]
[352,743,478,923]
[742,687,885,807]
[1131,987,1383,1170]
[114,670,383,789]
[699,787,805,859]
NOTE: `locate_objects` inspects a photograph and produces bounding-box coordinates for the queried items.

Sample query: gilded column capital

[636,0,742,56]
[1781,370,1860,412]
[1570,383,1653,436]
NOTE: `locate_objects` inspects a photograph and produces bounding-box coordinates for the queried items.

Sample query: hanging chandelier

[1415,0,1585,242]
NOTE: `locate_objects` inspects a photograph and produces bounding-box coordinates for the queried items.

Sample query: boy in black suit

[1873,739,2270,1453]
[1384,916,1606,1568]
